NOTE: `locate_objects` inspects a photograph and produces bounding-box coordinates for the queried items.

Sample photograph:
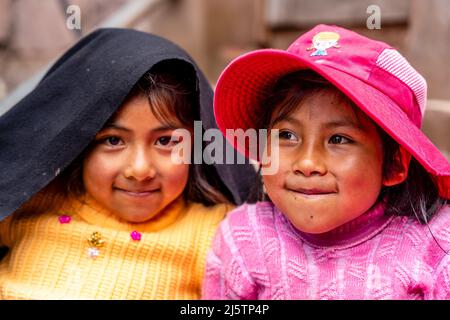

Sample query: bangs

[261,69,363,130]
[135,60,198,128]
[147,73,196,128]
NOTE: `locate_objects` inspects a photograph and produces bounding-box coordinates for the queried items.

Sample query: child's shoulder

[217,201,284,239]
[224,201,276,221]
[188,201,233,214]
[415,204,450,240]
[395,204,450,262]
[390,204,450,233]
[428,203,450,222]
[211,201,288,268]
[184,201,235,224]
[3,206,58,225]
[421,205,450,267]
[426,204,450,244]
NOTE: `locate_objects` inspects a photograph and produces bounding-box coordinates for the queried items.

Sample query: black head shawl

[0,28,257,221]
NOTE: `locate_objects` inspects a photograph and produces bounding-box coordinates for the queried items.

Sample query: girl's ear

[382,146,411,187]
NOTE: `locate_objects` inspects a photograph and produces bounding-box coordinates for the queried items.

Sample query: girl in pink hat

[203,24,450,299]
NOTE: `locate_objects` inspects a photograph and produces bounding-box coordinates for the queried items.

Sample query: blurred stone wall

[3,0,449,100]
[0,0,127,99]
[128,0,264,84]
[406,0,450,100]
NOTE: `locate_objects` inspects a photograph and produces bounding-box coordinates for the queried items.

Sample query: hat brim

[214,49,450,198]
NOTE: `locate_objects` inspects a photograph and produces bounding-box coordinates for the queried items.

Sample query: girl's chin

[295,224,338,235]
[112,205,162,223]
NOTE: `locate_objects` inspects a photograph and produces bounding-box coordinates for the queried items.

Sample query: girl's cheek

[174,163,190,180]
[165,164,190,195]
[157,158,189,180]
[98,155,118,171]
[262,174,280,191]
[84,151,122,179]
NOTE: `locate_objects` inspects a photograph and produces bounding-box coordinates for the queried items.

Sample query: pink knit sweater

[202,201,450,299]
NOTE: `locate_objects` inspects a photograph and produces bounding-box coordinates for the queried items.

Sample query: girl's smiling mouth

[294,188,334,195]
[114,187,160,198]
[286,186,337,199]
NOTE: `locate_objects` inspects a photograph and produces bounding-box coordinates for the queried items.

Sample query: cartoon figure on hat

[307,31,340,56]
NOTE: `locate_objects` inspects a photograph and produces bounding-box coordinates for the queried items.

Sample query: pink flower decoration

[130,230,142,241]
[58,215,71,224]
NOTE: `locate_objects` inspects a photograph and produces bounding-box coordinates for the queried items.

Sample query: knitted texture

[203,202,450,299]
[0,197,230,299]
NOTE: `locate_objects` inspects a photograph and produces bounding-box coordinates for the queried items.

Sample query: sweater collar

[283,201,394,249]
[68,194,186,232]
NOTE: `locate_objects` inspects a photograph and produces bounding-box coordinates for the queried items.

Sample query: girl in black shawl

[0,28,257,299]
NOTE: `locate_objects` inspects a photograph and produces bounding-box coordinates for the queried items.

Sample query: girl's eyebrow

[273,117,364,131]
[102,123,177,133]
[324,120,364,130]
[272,116,301,127]
[103,123,131,132]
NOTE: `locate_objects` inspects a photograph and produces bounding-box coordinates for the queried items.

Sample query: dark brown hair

[254,69,447,224]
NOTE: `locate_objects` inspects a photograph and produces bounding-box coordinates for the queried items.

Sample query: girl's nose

[292,143,327,177]
[124,148,156,181]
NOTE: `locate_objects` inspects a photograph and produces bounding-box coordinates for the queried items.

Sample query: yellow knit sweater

[0,195,230,299]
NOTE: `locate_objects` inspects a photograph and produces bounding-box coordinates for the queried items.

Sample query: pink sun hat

[214,24,450,198]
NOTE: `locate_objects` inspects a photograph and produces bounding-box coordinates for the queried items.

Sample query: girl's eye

[157,136,171,146]
[103,136,123,146]
[156,135,183,147]
[278,130,297,141]
[329,135,352,144]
